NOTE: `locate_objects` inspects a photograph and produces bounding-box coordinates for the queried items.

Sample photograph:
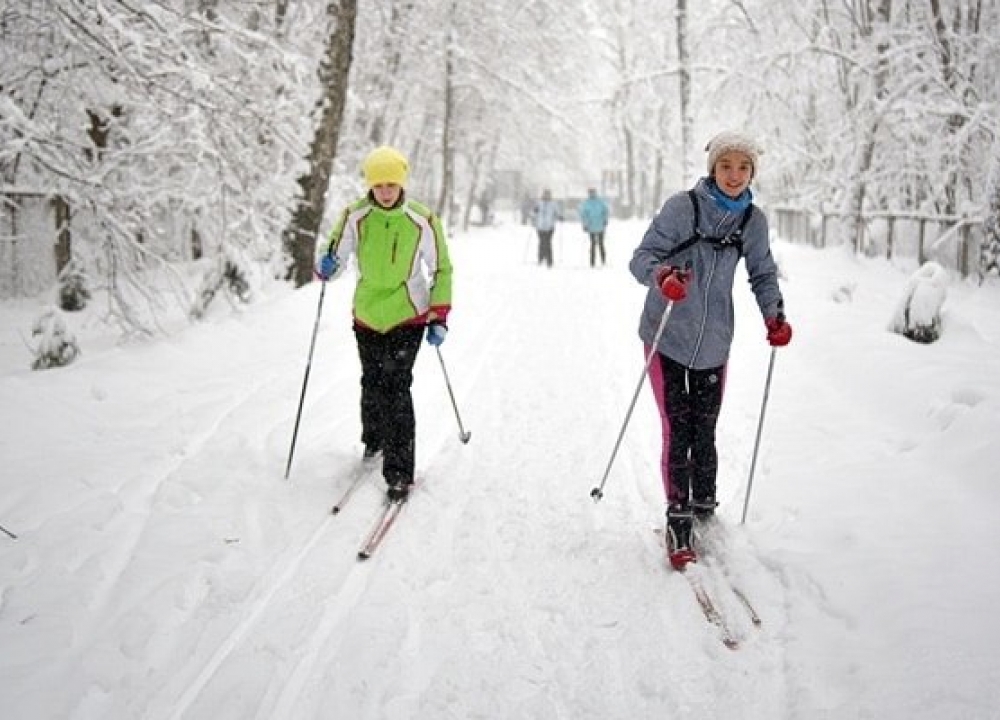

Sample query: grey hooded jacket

[629,177,784,370]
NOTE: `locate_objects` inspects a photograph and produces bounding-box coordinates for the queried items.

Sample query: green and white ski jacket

[318,195,453,333]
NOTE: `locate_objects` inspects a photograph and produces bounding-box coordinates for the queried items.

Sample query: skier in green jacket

[315,145,454,501]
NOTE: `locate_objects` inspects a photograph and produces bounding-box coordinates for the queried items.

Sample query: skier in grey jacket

[628,130,793,570]
[531,189,562,267]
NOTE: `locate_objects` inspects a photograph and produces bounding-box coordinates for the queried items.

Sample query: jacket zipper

[689,253,718,366]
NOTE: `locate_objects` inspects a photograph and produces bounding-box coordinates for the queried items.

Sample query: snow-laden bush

[58,264,91,312]
[889,261,948,343]
[189,249,254,321]
[30,309,81,370]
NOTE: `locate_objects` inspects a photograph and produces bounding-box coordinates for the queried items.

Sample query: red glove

[765,316,793,347]
[655,266,691,302]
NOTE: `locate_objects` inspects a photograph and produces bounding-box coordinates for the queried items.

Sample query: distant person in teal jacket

[579,188,611,267]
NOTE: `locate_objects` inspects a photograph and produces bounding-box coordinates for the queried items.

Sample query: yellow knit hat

[362,145,409,188]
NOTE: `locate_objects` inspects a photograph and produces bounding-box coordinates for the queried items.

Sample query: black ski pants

[588,231,606,266]
[649,351,725,507]
[537,229,554,267]
[354,323,423,484]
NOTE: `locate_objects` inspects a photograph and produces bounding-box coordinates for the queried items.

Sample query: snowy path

[212,228,797,720]
[3,220,1000,719]
[0,226,802,720]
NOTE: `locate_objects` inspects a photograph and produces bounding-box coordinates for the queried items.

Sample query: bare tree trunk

[368,1,415,145]
[462,150,481,232]
[275,0,290,30]
[435,11,456,219]
[873,0,892,96]
[53,195,71,275]
[845,121,878,252]
[459,134,489,231]
[623,126,636,218]
[197,0,219,52]
[282,0,358,287]
[652,107,665,207]
[839,0,889,247]
[676,0,693,184]
[928,0,966,215]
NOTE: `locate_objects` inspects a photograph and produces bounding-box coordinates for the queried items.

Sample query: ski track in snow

[268,234,784,719]
[3,231,793,720]
[29,359,307,719]
[166,509,340,720]
[13,223,998,717]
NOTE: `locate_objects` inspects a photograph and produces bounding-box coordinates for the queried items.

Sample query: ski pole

[284,281,327,479]
[0,522,17,540]
[740,346,778,524]
[435,346,471,444]
[591,300,674,501]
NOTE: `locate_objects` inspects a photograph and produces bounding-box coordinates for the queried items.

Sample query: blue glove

[426,322,447,347]
[314,254,338,281]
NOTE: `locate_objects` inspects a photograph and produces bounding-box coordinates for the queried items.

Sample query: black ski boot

[386,478,413,502]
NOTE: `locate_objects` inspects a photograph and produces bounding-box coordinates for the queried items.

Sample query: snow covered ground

[1,217,999,719]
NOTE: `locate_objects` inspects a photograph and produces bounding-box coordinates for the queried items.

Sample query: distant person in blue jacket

[530,189,562,267]
[579,188,611,267]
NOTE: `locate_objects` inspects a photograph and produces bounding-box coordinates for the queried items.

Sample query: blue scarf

[707,178,753,213]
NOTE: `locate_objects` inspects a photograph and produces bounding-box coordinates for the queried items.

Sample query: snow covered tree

[2,1,326,322]
[980,149,1000,277]
[189,247,253,320]
[283,0,358,287]
[3,0,998,332]
[343,0,608,221]
[693,0,998,254]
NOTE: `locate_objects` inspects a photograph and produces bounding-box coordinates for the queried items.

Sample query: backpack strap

[722,201,754,255]
[662,191,705,261]
[664,190,753,261]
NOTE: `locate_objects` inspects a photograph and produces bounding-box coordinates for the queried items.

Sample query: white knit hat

[705,131,763,177]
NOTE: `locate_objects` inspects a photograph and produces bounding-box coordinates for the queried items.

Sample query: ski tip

[357,551,371,561]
